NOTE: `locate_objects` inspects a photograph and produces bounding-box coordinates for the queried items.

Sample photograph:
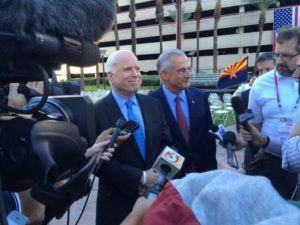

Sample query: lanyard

[274,71,300,113]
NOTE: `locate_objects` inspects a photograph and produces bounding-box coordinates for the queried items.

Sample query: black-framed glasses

[272,52,300,60]
[176,67,193,75]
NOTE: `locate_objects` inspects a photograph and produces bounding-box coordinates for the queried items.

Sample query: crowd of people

[5,25,300,225]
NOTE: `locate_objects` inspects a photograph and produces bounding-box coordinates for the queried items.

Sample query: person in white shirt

[239,27,300,199]
[232,76,256,97]
[282,56,300,173]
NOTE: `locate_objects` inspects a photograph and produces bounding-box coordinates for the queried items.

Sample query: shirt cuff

[140,171,147,186]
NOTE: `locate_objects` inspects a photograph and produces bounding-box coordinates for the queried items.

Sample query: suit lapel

[136,94,153,166]
[158,87,189,148]
[186,89,197,135]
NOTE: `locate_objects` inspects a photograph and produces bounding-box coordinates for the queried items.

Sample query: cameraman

[13,128,130,225]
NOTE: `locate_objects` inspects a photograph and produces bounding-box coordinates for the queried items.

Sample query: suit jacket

[149,86,217,177]
[94,92,172,225]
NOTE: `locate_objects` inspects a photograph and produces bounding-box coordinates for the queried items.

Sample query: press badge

[278,115,294,133]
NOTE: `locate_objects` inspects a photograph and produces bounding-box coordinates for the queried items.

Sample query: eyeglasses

[272,52,300,61]
[176,67,193,75]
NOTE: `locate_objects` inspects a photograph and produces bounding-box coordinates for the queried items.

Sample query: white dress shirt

[249,69,300,157]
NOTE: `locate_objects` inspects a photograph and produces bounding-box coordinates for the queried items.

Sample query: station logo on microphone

[162,146,184,169]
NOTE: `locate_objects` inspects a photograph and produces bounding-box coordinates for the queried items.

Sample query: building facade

[56,0,299,79]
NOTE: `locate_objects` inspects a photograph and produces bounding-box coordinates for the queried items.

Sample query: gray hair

[276,27,300,52]
[157,48,186,73]
[105,49,134,73]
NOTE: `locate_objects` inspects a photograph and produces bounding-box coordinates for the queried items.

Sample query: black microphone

[209,124,226,144]
[0,0,115,66]
[21,33,101,67]
[144,146,185,199]
[210,124,219,133]
[94,118,139,174]
[222,131,239,169]
[231,96,254,131]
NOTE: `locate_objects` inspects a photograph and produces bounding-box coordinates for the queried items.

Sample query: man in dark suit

[149,48,217,178]
[94,50,172,225]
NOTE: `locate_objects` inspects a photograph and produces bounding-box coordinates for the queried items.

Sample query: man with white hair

[149,48,216,177]
[94,50,172,225]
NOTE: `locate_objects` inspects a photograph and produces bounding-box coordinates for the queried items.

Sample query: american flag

[273,6,300,49]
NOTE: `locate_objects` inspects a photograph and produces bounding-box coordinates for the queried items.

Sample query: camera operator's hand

[95,127,131,148]
[85,140,115,161]
[239,123,268,147]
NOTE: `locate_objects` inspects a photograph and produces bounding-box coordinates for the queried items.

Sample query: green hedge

[71,75,160,87]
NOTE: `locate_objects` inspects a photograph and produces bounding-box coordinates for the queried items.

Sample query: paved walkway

[49,125,244,225]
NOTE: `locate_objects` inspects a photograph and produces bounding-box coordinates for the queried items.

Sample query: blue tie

[126,100,146,160]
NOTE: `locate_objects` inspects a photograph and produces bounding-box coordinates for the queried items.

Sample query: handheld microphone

[144,146,185,199]
[22,33,101,67]
[94,118,139,174]
[222,131,239,169]
[231,96,254,131]
[209,124,226,144]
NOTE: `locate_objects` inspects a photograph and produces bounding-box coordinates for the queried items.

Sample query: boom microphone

[222,131,239,169]
[0,0,115,42]
[0,0,115,65]
[22,33,101,67]
[144,146,185,199]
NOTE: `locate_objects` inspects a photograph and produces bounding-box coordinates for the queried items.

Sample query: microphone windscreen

[231,96,246,115]
[210,124,219,133]
[222,131,236,145]
[0,0,115,42]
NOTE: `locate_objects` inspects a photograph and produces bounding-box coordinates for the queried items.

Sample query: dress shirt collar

[162,85,187,103]
[112,89,138,108]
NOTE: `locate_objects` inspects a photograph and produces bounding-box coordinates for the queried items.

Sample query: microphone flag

[217,57,249,90]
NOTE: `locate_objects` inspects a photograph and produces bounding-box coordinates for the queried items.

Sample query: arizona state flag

[217,57,248,90]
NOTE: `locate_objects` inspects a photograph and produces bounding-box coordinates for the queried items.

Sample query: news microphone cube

[152,146,185,180]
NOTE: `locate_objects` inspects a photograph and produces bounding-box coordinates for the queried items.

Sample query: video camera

[0,0,116,224]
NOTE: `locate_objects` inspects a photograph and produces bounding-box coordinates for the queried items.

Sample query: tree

[80,67,85,91]
[113,1,120,50]
[194,0,203,74]
[244,0,278,73]
[129,0,137,54]
[66,65,71,80]
[168,5,192,49]
[213,0,222,73]
[155,0,164,53]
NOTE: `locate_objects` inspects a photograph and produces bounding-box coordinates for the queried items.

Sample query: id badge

[278,115,294,133]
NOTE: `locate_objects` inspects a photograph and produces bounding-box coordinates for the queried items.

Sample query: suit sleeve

[204,92,217,170]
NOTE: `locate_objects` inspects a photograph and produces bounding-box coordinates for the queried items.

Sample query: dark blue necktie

[126,100,146,160]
